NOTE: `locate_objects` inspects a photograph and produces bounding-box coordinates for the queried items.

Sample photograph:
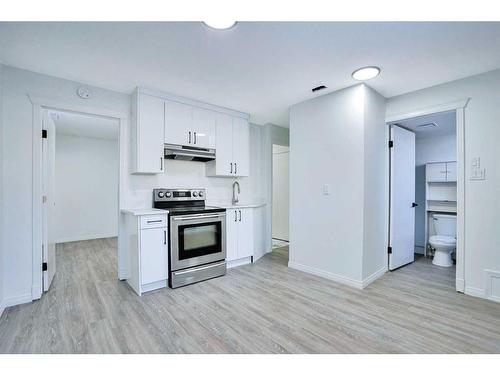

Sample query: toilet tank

[432,214,457,237]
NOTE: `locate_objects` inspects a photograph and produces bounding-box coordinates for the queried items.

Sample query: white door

[446,161,457,181]
[232,117,250,177]
[140,228,168,285]
[237,209,254,259]
[42,111,56,291]
[389,125,416,270]
[226,210,239,261]
[426,162,447,182]
[214,113,234,176]
[138,93,165,173]
[164,100,192,146]
[192,107,216,149]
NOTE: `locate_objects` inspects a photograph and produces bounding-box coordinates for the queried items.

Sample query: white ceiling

[391,110,456,139]
[51,110,118,140]
[1,22,500,127]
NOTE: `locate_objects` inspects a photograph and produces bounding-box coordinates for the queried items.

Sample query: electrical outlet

[322,184,331,195]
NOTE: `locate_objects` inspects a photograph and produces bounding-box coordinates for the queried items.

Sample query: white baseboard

[0,299,5,318]
[484,269,500,303]
[456,278,465,293]
[288,261,363,289]
[465,286,485,299]
[361,267,387,288]
[3,293,33,309]
[227,257,252,269]
[56,233,117,244]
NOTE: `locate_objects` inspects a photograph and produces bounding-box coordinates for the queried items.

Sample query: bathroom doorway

[272,144,290,253]
[387,105,464,291]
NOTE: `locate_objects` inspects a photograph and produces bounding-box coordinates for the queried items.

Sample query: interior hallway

[0,239,499,353]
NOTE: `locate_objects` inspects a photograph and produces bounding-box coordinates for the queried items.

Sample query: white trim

[484,269,500,303]
[385,98,469,293]
[0,300,5,318]
[361,267,387,288]
[465,286,485,299]
[385,99,470,123]
[288,261,363,289]
[3,293,32,308]
[227,257,252,269]
[456,278,465,293]
[136,87,250,120]
[30,93,128,305]
[55,234,117,244]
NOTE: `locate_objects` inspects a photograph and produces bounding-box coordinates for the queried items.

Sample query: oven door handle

[171,213,226,221]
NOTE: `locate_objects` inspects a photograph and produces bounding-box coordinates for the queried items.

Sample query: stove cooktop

[160,205,226,216]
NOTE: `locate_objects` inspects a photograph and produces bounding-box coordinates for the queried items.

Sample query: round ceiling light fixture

[352,66,381,81]
[202,20,238,30]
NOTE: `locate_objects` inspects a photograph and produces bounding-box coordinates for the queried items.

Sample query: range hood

[164,144,216,162]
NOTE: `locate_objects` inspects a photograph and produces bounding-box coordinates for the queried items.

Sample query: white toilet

[429,214,456,267]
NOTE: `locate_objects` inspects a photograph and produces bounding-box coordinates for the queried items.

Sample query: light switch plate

[322,184,331,195]
[470,168,486,180]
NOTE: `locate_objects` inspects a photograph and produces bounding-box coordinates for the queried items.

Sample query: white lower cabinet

[226,208,254,265]
[123,211,168,296]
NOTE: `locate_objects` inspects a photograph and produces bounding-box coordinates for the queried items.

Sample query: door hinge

[387,246,392,254]
[42,129,48,139]
[42,262,48,271]
[388,140,394,148]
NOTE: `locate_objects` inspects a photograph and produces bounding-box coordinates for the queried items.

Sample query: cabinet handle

[147,219,163,224]
[194,131,197,144]
[160,157,163,171]
[164,230,166,245]
[230,163,233,174]
[239,210,241,222]
[188,131,192,144]
[234,210,237,222]
[235,163,237,174]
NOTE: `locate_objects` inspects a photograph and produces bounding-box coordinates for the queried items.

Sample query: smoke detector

[77,86,93,99]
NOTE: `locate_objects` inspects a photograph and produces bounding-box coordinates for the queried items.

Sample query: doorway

[388,109,461,289]
[39,108,120,293]
[272,144,289,252]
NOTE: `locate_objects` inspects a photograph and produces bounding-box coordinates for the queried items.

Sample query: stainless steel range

[153,188,226,288]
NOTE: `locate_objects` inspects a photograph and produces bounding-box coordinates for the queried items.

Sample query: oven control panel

[153,188,206,202]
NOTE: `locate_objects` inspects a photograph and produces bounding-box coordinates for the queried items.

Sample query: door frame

[386,98,469,292]
[29,94,128,300]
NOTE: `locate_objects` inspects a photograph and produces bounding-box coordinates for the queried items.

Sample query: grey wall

[0,63,4,313]
[414,133,457,250]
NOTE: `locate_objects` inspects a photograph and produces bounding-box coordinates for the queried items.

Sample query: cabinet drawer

[140,215,167,229]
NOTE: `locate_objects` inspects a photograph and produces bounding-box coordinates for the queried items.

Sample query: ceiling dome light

[202,20,238,30]
[352,66,381,81]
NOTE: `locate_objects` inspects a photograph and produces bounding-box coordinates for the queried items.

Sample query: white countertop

[121,208,168,216]
[208,202,266,209]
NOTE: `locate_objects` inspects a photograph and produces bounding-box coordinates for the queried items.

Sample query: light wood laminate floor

[1,238,500,353]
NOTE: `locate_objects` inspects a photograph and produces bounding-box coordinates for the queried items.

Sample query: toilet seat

[429,235,456,246]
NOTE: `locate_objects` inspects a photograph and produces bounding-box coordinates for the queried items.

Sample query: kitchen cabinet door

[446,161,457,182]
[192,107,216,149]
[164,100,192,146]
[140,227,168,285]
[209,113,234,176]
[226,210,239,261]
[136,93,165,173]
[237,208,254,259]
[426,162,447,182]
[232,117,250,177]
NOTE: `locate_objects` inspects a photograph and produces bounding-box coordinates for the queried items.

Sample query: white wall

[387,68,500,300]
[0,64,268,306]
[272,144,289,241]
[55,133,119,243]
[0,63,5,315]
[289,84,387,288]
[414,133,456,249]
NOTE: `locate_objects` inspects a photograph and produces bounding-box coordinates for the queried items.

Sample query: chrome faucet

[232,181,240,205]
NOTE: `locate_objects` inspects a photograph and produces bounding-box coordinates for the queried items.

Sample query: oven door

[170,212,226,271]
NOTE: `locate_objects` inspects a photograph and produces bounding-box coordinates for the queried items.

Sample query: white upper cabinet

[446,161,457,182]
[131,91,165,174]
[164,100,192,146]
[206,113,250,177]
[426,162,457,182]
[192,107,216,148]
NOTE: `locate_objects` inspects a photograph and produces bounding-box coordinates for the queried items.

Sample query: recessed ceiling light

[352,66,381,81]
[202,20,238,30]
